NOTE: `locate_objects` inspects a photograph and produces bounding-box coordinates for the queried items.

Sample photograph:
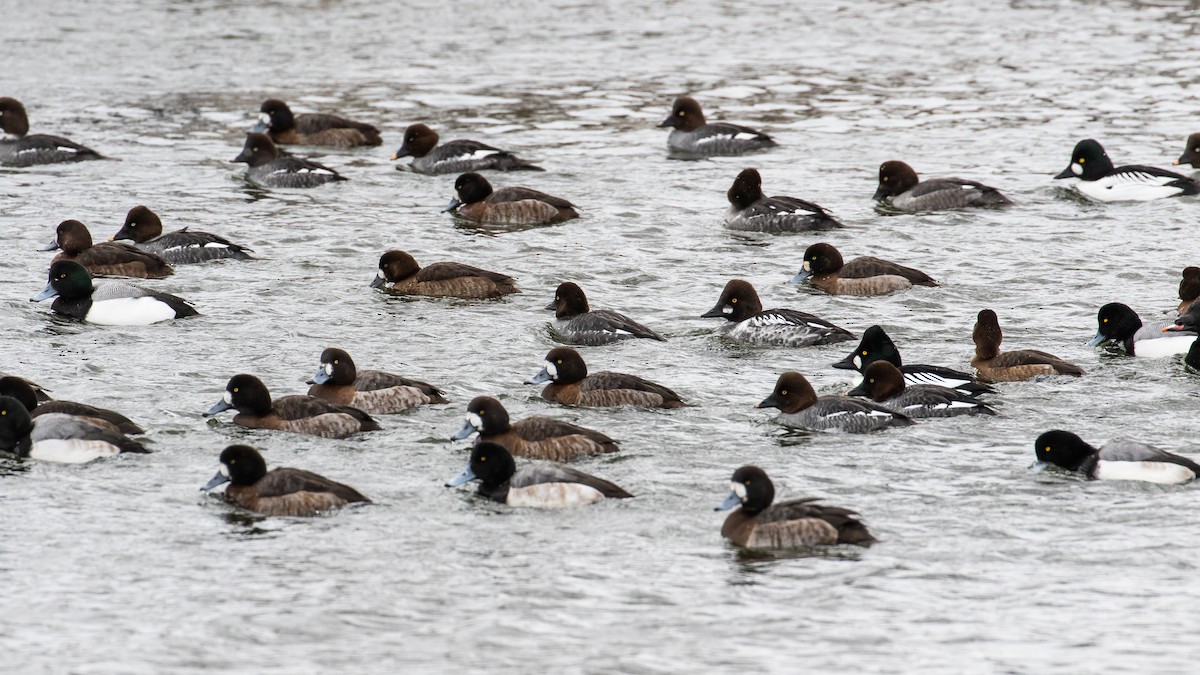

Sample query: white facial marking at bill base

[732,482,746,500]
[220,463,230,478]
[223,390,233,404]
[468,413,482,430]
[545,362,557,379]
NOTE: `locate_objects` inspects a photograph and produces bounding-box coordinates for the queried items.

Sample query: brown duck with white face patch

[307,347,447,414]
[370,250,518,299]
[445,172,578,225]
[971,309,1084,382]
[42,220,174,279]
[205,374,381,439]
[202,445,371,517]
[794,242,937,296]
[526,347,684,409]
[451,396,619,462]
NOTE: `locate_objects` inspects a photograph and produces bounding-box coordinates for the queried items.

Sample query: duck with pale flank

[847,362,995,418]
[724,169,842,233]
[307,347,446,414]
[1175,133,1200,174]
[792,242,937,296]
[701,279,853,347]
[832,325,995,396]
[202,445,371,516]
[0,396,148,464]
[391,123,543,174]
[205,374,380,439]
[1090,302,1197,357]
[450,396,619,462]
[370,249,518,299]
[444,172,578,226]
[31,260,198,325]
[873,160,1011,212]
[658,96,776,157]
[0,376,143,435]
[716,466,876,549]
[1033,430,1200,485]
[971,309,1084,381]
[1054,138,1200,201]
[756,371,912,432]
[546,282,665,345]
[526,347,684,409]
[251,98,381,147]
[109,206,253,264]
[232,132,347,188]
[1177,266,1199,315]
[41,219,173,279]
[446,441,632,508]
[0,97,102,166]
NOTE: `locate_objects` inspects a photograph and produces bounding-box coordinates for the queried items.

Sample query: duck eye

[333,359,339,365]
[882,176,888,182]
[861,350,868,356]
[232,387,239,393]
[780,389,788,396]
[1102,318,1108,323]
[730,298,737,304]
[252,146,259,152]
[869,378,875,383]
[1078,158,1085,164]
[1044,446,1051,453]
[556,359,563,364]
[480,456,487,462]
[743,480,750,486]
[677,110,685,116]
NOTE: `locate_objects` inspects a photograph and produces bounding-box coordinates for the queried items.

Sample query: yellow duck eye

[1102,318,1108,323]
[232,387,239,393]
[333,359,339,365]
[480,456,487,462]
[252,146,259,152]
[882,176,888,182]
[677,110,685,116]
[730,298,737,304]
[861,350,868,356]
[1044,446,1051,453]
[556,359,563,364]
[780,389,788,396]
[1078,158,1085,164]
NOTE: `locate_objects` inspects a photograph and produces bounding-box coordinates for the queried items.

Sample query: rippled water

[4,1,1200,672]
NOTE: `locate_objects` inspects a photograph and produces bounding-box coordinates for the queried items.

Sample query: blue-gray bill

[204,400,232,416]
[715,491,741,511]
[445,466,477,487]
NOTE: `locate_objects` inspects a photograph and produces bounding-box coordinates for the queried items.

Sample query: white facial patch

[258,112,271,125]
[1070,162,1082,176]
[731,482,747,500]
[545,361,558,379]
[219,463,230,478]
[376,269,385,280]
[467,412,482,430]
[722,305,733,315]
[802,261,811,272]
[852,355,862,369]
[223,390,233,404]
[323,363,333,375]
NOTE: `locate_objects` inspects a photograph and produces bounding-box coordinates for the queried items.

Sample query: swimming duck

[369,249,518,299]
[0,396,148,463]
[971,309,1084,381]
[658,96,776,157]
[0,373,51,402]
[756,371,912,432]
[0,97,102,166]
[832,325,995,395]
[109,206,253,264]
[445,441,632,507]
[444,172,578,225]
[526,347,684,409]
[250,98,381,147]
[391,123,543,174]
[1175,133,1200,172]
[1090,302,1196,357]
[31,260,198,325]
[847,361,996,418]
[1033,430,1200,484]
[201,444,371,516]
[41,219,174,279]
[1054,138,1199,201]
[307,347,446,414]
[792,242,937,296]
[205,374,380,439]
[232,132,347,188]
[716,465,877,549]
[546,282,665,345]
[0,376,143,435]
[450,395,619,462]
[724,169,842,233]
[701,279,854,347]
[873,160,1011,211]
[1177,266,1199,315]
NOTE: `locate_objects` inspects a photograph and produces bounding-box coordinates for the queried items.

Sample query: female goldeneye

[724,169,842,233]
[232,132,347,188]
[42,219,174,279]
[1033,430,1200,484]
[307,347,447,414]
[0,375,143,435]
[391,123,543,174]
[205,374,380,439]
[847,361,995,418]
[701,279,853,347]
[444,172,577,226]
[201,444,371,516]
[0,97,102,166]
[972,309,1084,381]
[792,242,937,296]
[832,325,996,396]
[1089,302,1197,357]
[445,441,633,508]
[0,396,148,464]
[526,347,684,409]
[370,249,518,299]
[1178,266,1199,315]
[1174,132,1200,172]
[716,466,876,549]
[546,282,665,345]
[250,98,381,147]
[31,260,198,325]
[109,206,253,264]
[450,396,619,462]
[873,160,1011,212]
[1054,138,1200,201]
[658,96,776,157]
[757,371,912,432]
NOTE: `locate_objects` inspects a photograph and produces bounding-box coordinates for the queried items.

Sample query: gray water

[3,0,1200,672]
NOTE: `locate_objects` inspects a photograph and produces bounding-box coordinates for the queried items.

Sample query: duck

[657,96,776,157]
[306,347,447,414]
[369,249,518,299]
[873,160,1011,211]
[1178,266,1199,315]
[971,309,1084,381]
[250,98,381,147]
[716,466,876,549]
[756,371,912,432]
[0,396,148,463]
[1089,302,1196,357]
[832,325,996,396]
[31,260,198,325]
[444,172,578,225]
[201,444,371,516]
[546,282,665,345]
[1166,302,1200,333]
[391,123,543,174]
[232,132,347,188]
[1187,338,1200,372]
[1175,133,1200,172]
[724,169,842,233]
[525,347,684,409]
[0,97,102,166]
[445,441,632,507]
[791,242,937,296]
[109,205,253,264]
[450,395,619,462]
[847,361,996,418]
[1033,430,1200,484]
[0,373,51,402]
[701,279,854,347]
[205,374,380,439]
[41,219,174,279]
[1054,138,1200,201]
[0,375,144,435]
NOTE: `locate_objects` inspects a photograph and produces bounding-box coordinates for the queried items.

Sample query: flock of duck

[4,93,1200,552]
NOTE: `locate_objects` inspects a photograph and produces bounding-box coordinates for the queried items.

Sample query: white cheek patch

[722,305,733,315]
[223,390,233,404]
[323,363,333,375]
[468,413,482,430]
[376,269,385,280]
[731,482,747,499]
[1071,163,1083,176]
[219,463,230,478]
[852,356,862,369]
[546,362,558,379]
[802,261,811,272]
[258,112,271,125]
